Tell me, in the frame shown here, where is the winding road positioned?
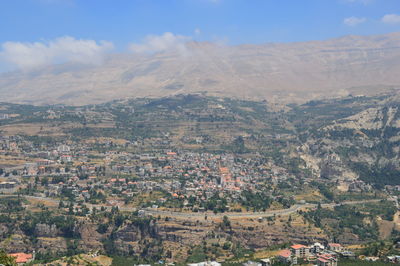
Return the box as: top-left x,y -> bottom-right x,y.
1,194 -> 382,220
142,199 -> 382,219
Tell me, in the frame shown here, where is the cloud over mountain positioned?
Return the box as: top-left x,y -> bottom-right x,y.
0,36 -> 113,70
0,32 -> 400,106
129,32 -> 191,55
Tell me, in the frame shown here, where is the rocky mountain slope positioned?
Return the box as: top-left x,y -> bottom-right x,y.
292,93 -> 400,187
1,32 -> 400,105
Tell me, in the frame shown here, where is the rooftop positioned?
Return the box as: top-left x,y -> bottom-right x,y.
278,249 -> 291,258
9,253 -> 33,263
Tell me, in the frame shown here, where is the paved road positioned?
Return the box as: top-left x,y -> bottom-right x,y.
1,194 -> 381,219
142,199 -> 382,219
0,195 -> 381,219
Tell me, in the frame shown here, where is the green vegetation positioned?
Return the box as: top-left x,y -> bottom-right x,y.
0,249 -> 16,266
186,246 -> 208,263
240,190 -> 271,211
351,162 -> 400,188
339,259 -> 391,265
303,201 -> 397,241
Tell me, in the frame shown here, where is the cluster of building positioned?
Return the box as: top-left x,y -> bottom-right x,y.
0,134 -> 302,210
186,243 -> 356,266
275,243 -> 349,266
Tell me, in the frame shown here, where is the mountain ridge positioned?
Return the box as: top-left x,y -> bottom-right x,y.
1,32 -> 400,105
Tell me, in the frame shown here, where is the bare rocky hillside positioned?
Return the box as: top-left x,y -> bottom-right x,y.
0,32 -> 400,105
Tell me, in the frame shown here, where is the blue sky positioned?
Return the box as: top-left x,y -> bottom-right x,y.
0,0 -> 399,71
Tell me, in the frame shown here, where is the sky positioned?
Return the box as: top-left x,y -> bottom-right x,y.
0,0 -> 400,71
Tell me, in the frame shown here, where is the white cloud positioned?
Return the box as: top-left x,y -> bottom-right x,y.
0,36 -> 113,70
382,14 -> 400,24
129,32 -> 191,55
343,16 -> 367,26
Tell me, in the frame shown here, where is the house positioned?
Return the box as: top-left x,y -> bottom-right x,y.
317,254 -> 337,266
0,114 -> 9,120
328,243 -> 343,252
0,181 -> 16,190
277,249 -> 296,264
311,242 -> 325,254
9,253 -> 33,265
57,144 -> 71,153
260,258 -> 272,266
317,257 -> 334,266
61,155 -> 72,163
386,255 -> 400,263
243,261 -> 261,266
364,256 -> 379,262
290,244 -> 310,258
338,250 -> 356,259
187,261 -> 221,266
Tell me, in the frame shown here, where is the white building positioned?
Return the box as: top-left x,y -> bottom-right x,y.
188,262 -> 221,266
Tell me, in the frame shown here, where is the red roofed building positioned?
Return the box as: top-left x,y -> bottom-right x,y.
9,253 -> 33,264
277,249 -> 296,264
328,243 -> 343,252
291,244 -> 310,258
317,254 -> 338,266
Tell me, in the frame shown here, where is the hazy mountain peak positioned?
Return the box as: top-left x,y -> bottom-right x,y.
1,32 -> 400,106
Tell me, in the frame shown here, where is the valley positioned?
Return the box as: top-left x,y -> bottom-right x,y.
1,92 -> 400,264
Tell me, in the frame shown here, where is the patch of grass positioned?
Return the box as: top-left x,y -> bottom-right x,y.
186,246 -> 207,263
111,256 -> 142,266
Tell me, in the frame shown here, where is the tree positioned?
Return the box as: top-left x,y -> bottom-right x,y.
41,176 -> 49,186
97,223 -> 108,234
68,203 -> 74,215
223,242 -> 231,250
0,249 -> 16,266
222,215 -> 231,229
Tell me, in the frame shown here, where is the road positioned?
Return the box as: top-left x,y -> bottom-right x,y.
0,194 -> 381,219
142,199 -> 382,219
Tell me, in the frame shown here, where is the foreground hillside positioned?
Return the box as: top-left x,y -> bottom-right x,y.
1,32 -> 400,105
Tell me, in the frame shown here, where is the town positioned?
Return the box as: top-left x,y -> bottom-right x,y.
0,94 -> 400,265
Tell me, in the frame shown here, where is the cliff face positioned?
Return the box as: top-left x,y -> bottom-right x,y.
1,32 -> 400,105
292,94 -> 400,185
0,218 -> 163,256
0,213 -> 329,260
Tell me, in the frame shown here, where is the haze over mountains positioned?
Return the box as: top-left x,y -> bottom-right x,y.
1,32 -> 400,106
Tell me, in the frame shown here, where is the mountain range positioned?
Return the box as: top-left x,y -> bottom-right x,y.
1,32 -> 400,105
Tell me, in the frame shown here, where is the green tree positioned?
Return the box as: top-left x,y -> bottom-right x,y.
0,249 -> 16,266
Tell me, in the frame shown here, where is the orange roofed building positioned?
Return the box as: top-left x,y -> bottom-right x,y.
317,254 -> 338,266
9,253 -> 33,264
328,243 -> 343,252
277,249 -> 296,264
290,244 -> 310,258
